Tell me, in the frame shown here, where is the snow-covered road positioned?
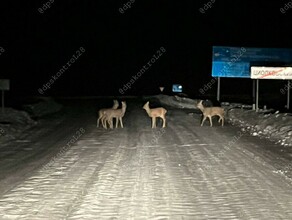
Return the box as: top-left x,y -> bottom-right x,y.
0,98 -> 291,219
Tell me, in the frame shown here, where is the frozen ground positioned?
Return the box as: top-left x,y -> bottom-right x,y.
227,108 -> 292,147
156,94 -> 292,180
0,96 -> 291,219
0,97 -> 62,143
22,97 -> 63,118
156,94 -> 292,147
0,107 -> 36,143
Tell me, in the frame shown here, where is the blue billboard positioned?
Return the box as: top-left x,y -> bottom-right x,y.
212,46 -> 292,78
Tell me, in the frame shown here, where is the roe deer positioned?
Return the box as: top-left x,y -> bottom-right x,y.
197,100 -> 224,127
97,100 -> 119,128
102,101 -> 127,129
143,101 -> 167,128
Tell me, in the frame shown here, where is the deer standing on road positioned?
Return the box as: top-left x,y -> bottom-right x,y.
97,100 -> 119,128
102,101 -> 127,129
196,100 -> 224,127
143,101 -> 167,128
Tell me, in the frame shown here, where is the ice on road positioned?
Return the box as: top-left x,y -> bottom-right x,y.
0,99 -> 291,219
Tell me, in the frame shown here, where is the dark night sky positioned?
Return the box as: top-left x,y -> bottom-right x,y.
1,0 -> 292,97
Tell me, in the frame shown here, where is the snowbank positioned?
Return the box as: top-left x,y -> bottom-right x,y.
0,108 -> 36,142
146,94 -> 198,109
228,108 -> 292,147
0,97 -> 63,143
22,97 -> 63,118
154,94 -> 292,147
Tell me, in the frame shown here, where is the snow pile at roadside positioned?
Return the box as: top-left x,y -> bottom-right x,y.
154,94 -> 292,147
148,94 -> 198,109
0,97 -> 62,143
0,108 -> 36,142
22,97 -> 63,118
227,108 -> 292,147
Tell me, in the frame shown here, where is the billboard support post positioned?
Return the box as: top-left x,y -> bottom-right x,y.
256,79 -> 259,112
251,67 -> 292,110
0,79 -> 10,114
217,77 -> 220,101
252,79 -> 256,110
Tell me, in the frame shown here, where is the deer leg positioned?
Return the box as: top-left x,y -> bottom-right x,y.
120,118 -> 123,128
151,117 -> 155,128
101,118 -> 105,129
208,116 -> 213,127
104,117 -> 108,129
201,116 -> 207,126
221,117 -> 224,126
101,116 -> 106,129
162,116 -> 166,128
97,111 -> 102,127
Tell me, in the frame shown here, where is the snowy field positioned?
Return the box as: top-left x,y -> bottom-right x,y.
0,96 -> 291,219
